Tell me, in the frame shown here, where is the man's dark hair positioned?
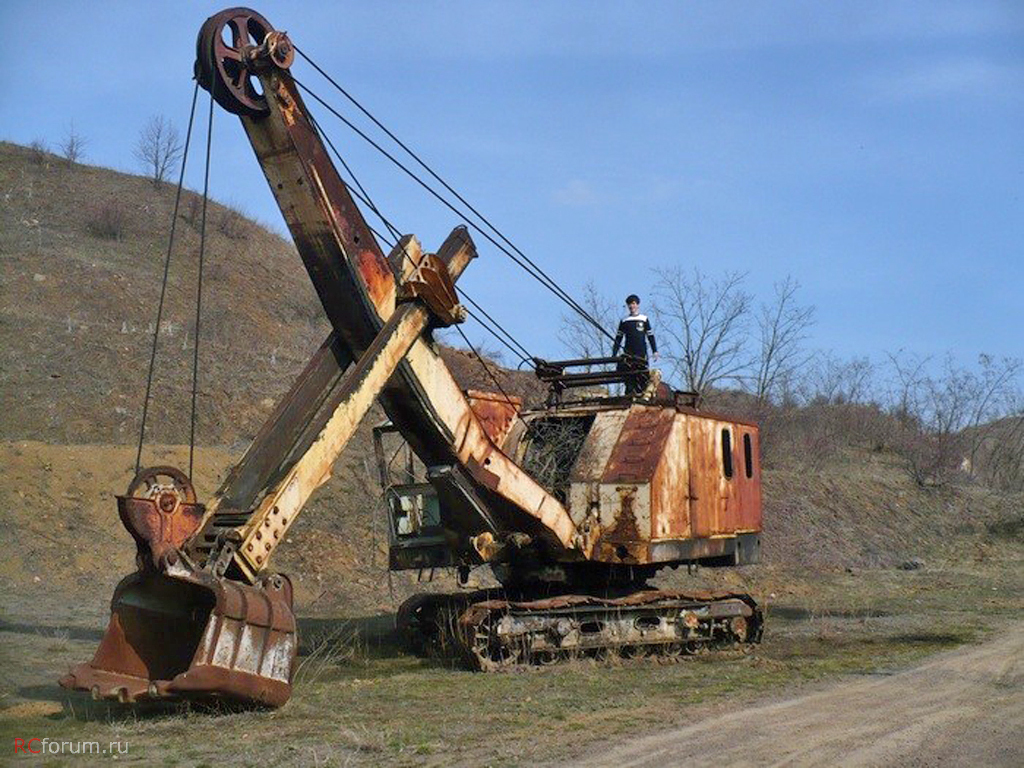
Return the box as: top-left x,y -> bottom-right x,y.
625,294 -> 640,304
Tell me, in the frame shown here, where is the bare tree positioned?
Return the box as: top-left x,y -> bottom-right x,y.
805,351 -> 875,405
559,279 -> 619,364
652,267 -> 751,398
58,122 -> 87,165
885,351 -> 952,485
885,352 -> 1021,486
961,354 -> 1022,477
751,276 -> 815,404
134,115 -> 183,186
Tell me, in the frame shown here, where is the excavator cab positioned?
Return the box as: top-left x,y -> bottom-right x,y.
373,422 -> 455,570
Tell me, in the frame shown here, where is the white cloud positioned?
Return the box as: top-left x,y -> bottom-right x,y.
552,179 -> 599,207
864,57 -> 1019,102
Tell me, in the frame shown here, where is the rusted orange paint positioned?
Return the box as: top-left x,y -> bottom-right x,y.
734,426 -> 762,531
523,402 -> 762,564
603,406 -> 676,485
355,247 -> 396,317
651,417 -> 690,539
466,390 -> 521,446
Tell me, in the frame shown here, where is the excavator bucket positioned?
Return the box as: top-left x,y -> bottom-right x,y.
60,569 -> 296,707
59,467 -> 298,708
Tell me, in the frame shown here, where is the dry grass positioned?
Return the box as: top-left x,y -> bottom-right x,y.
3,559 -> 1022,766
85,201 -> 126,241
0,140 -> 329,446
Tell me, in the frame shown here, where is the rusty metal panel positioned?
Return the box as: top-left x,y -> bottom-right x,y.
650,415 -> 691,540
241,74 -> 397,348
566,409 -> 628,527
685,415 -> 762,537
686,415 -> 726,537
466,390 -> 521,446
734,426 -> 762,532
569,409 -> 629,483
602,406 -> 676,484
592,483 -> 651,563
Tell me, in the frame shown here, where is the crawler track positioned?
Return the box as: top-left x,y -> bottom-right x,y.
398,589 -> 763,670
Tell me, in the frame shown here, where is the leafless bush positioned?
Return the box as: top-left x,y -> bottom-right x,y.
86,202 -> 125,241
885,352 -> 1021,487
58,122 -> 87,165
134,115 -> 183,186
217,204 -> 248,240
759,399 -> 892,471
979,413 -> 1024,491
182,194 -> 203,228
805,351 -> 875,406
29,139 -> 50,166
743,351 -> 888,469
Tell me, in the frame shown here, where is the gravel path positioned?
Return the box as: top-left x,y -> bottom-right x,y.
580,624 -> 1024,767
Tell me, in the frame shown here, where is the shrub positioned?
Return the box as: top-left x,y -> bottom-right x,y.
86,202 -> 125,241
182,194 -> 203,228
217,204 -> 248,240
29,140 -> 49,166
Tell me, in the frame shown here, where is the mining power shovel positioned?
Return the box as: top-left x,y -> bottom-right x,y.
62,7 -> 764,708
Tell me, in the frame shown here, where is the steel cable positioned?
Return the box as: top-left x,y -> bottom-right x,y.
189,90 -> 215,479
306,109 -> 534,366
294,46 -> 613,342
135,82 -> 200,475
292,74 -> 614,344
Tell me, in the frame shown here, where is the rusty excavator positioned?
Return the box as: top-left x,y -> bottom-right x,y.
60,7 -> 763,708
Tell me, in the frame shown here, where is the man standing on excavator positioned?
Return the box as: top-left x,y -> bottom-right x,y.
612,294 -> 659,395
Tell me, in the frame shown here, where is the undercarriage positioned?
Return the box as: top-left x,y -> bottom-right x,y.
399,585 -> 762,671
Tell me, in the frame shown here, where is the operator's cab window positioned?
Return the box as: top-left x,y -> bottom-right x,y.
721,428 -> 733,479
743,433 -> 754,478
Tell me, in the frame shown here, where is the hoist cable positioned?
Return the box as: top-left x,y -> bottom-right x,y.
310,101 -> 539,435
294,47 -> 613,341
135,82 -> 200,475
462,301 -> 533,363
308,109 -> 535,365
189,90 -> 215,479
292,75 -> 614,343
308,111 -> 402,244
453,324 -> 542,442
299,73 -> 608,341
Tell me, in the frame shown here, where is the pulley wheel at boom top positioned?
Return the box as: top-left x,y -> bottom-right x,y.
194,7 -> 294,118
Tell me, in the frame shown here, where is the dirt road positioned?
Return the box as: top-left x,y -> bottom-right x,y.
579,625 -> 1024,768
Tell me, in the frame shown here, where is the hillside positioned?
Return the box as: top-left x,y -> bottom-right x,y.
0,141 -> 330,446
1,140 -> 1022,613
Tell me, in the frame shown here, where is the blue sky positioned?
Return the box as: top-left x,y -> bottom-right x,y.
3,1 -> 1022,370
